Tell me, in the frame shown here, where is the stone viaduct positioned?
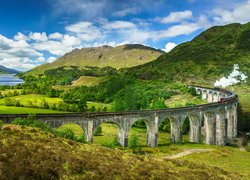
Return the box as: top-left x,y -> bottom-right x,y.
0,86 -> 238,147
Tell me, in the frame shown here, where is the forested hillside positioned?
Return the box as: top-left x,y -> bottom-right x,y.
126,23 -> 250,85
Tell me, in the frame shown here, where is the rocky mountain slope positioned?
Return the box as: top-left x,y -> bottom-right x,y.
27,44 -> 164,75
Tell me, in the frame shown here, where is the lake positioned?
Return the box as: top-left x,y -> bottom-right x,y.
0,74 -> 24,86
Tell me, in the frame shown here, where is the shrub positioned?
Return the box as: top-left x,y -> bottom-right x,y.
129,134 -> 139,149
75,134 -> 85,143
129,134 -> 141,154
246,144 -> 250,152
111,137 -> 120,147
188,87 -> 197,96
56,128 -> 75,140
11,115 -> 52,132
159,120 -> 170,132
94,126 -> 102,136
182,117 -> 190,135
0,120 -> 4,130
132,120 -> 146,128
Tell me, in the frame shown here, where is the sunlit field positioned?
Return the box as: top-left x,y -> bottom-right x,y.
0,105 -> 68,114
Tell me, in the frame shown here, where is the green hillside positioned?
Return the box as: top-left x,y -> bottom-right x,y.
27,44 -> 164,75
127,23 -> 250,85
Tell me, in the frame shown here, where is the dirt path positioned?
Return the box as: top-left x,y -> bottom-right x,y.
164,149 -> 214,159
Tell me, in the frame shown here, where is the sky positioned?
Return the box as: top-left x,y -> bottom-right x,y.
0,0 -> 250,71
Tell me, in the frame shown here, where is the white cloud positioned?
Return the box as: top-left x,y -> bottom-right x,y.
120,28 -> 152,43
0,34 -> 44,71
161,10 -> 193,24
112,7 -> 140,17
49,32 -> 63,39
65,21 -> 102,41
153,23 -> 201,40
65,22 -> 93,33
28,32 -> 48,41
0,57 -> 36,70
14,32 -> 27,41
103,21 -> 136,30
61,35 -> 81,47
214,64 -> 248,88
47,56 -> 57,63
162,42 -> 177,52
212,0 -> 250,25
33,40 -> 73,56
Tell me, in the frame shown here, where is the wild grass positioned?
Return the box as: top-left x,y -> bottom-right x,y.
60,122 -> 250,177
0,124 -> 242,179
53,76 -> 106,91
165,93 -> 207,108
181,147 -> 250,176
238,93 -> 250,112
71,76 -> 106,87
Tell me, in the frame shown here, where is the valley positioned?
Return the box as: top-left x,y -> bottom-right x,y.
1,22 -> 250,179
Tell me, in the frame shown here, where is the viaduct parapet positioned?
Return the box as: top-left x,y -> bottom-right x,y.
0,86 -> 238,147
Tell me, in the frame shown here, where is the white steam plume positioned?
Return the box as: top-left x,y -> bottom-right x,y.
214,64 -> 248,88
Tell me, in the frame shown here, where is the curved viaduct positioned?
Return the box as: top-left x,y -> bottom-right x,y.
0,86 -> 238,147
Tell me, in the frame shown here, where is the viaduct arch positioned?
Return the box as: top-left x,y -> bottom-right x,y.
0,86 -> 238,147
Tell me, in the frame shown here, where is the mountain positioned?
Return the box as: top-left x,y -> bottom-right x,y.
27,44 -> 164,75
0,65 -> 20,74
128,23 -> 250,86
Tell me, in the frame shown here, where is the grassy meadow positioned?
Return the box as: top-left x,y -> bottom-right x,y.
0,105 -> 67,114
0,94 -> 112,113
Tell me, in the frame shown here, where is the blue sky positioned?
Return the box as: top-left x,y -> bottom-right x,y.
0,0 -> 250,71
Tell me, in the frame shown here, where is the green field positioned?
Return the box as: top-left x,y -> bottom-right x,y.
0,94 -> 63,107
0,94 -> 112,112
0,89 -> 23,96
0,106 -> 67,114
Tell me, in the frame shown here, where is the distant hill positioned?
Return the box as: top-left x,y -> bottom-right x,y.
0,65 -> 20,74
27,44 -> 164,75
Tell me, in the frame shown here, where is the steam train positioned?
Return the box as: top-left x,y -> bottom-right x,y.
213,87 -> 237,103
